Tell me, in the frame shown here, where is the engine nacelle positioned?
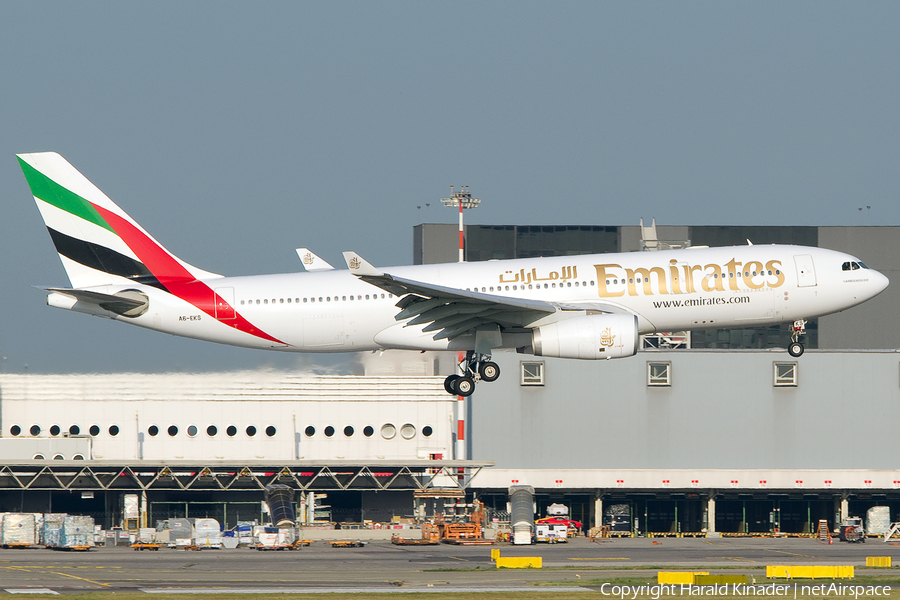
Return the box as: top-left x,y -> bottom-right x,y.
532,313 -> 639,360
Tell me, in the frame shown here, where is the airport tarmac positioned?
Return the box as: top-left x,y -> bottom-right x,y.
1,538 -> 898,594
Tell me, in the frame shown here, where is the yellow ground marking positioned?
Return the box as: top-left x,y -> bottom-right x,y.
48,571 -> 110,587
568,557 -> 631,560
718,557 -> 758,562
765,549 -> 815,558
449,556 -> 469,561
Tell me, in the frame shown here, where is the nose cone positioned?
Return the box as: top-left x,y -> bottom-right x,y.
872,269 -> 890,297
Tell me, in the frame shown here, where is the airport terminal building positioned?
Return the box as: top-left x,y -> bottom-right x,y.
0,223 -> 897,536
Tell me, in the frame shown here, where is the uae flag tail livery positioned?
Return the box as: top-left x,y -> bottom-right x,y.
17,152 -> 285,346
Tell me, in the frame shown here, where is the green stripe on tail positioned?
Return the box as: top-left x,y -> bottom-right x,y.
17,157 -> 114,234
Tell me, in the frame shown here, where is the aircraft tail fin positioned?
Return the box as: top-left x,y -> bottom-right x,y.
17,152 -> 221,290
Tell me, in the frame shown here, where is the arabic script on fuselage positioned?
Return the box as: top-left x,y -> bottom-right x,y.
499,266 -> 578,285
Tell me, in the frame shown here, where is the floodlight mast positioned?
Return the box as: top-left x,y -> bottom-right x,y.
441,186 -> 480,263
440,187 -> 481,463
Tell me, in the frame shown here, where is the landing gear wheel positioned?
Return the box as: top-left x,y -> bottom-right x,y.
788,342 -> 804,357
455,376 -> 476,397
444,374 -> 461,395
479,361 -> 500,382
788,319 -> 807,358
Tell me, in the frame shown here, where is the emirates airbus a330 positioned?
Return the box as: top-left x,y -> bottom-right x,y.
17,152 -> 889,396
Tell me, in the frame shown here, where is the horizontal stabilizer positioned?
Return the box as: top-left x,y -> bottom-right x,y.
44,287 -> 149,318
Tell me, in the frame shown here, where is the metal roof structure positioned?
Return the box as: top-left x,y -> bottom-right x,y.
0,460 -> 492,492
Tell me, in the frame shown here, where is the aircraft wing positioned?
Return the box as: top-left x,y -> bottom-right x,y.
342,252 -> 628,341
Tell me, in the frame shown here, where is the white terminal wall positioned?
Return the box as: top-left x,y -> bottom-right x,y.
0,373 -> 454,462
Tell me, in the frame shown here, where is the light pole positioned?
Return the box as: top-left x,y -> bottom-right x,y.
440,187 -> 480,464
441,186 -> 480,262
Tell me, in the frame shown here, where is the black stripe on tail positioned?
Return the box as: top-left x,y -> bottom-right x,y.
47,227 -> 166,291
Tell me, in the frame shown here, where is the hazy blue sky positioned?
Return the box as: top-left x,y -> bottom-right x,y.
1,2 -> 898,374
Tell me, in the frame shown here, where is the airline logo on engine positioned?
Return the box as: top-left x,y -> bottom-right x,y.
600,327 -> 615,347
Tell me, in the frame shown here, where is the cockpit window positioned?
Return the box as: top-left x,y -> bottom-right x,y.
842,261 -> 867,271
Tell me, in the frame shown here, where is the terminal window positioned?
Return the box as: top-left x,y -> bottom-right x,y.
774,362 -> 798,387
647,362 -> 671,386
521,361 -> 544,386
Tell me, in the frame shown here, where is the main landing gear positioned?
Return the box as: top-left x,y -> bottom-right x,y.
788,319 -> 807,357
443,351 -> 500,397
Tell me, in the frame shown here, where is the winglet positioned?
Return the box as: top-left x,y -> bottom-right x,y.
342,251 -> 383,277
295,248 -> 334,271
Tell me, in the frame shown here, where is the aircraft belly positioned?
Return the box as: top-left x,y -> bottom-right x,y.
373,322 -> 452,351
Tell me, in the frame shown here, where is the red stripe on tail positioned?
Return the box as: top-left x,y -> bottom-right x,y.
94,206 -> 286,345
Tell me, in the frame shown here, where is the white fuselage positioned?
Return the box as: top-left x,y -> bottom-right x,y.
90,244 -> 887,354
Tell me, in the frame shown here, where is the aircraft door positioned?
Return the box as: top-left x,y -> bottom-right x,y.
793,255 -> 817,287
215,287 -> 236,320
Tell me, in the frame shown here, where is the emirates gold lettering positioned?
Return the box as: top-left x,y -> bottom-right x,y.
625,267 -> 667,295
701,264 -> 725,292
682,264 -> 694,293
594,264 -> 626,297
668,260 -> 684,295
766,260 -> 785,287
586,257 -> 785,298
744,261 -> 764,290
687,264 -> 703,293
508,258 -> 786,298
724,259 -> 742,291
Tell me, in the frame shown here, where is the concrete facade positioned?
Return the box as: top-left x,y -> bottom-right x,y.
472,350 -> 900,470
0,352 -> 897,534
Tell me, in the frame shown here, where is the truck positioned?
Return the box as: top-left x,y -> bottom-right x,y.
840,517 -> 866,543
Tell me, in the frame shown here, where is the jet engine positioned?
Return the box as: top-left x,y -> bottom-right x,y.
532,313 -> 639,360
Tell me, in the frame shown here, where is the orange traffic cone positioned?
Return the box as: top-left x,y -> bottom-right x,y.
829,536 -> 833,545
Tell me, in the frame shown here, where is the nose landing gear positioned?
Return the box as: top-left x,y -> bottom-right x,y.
443,351 -> 500,396
788,319 -> 807,357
